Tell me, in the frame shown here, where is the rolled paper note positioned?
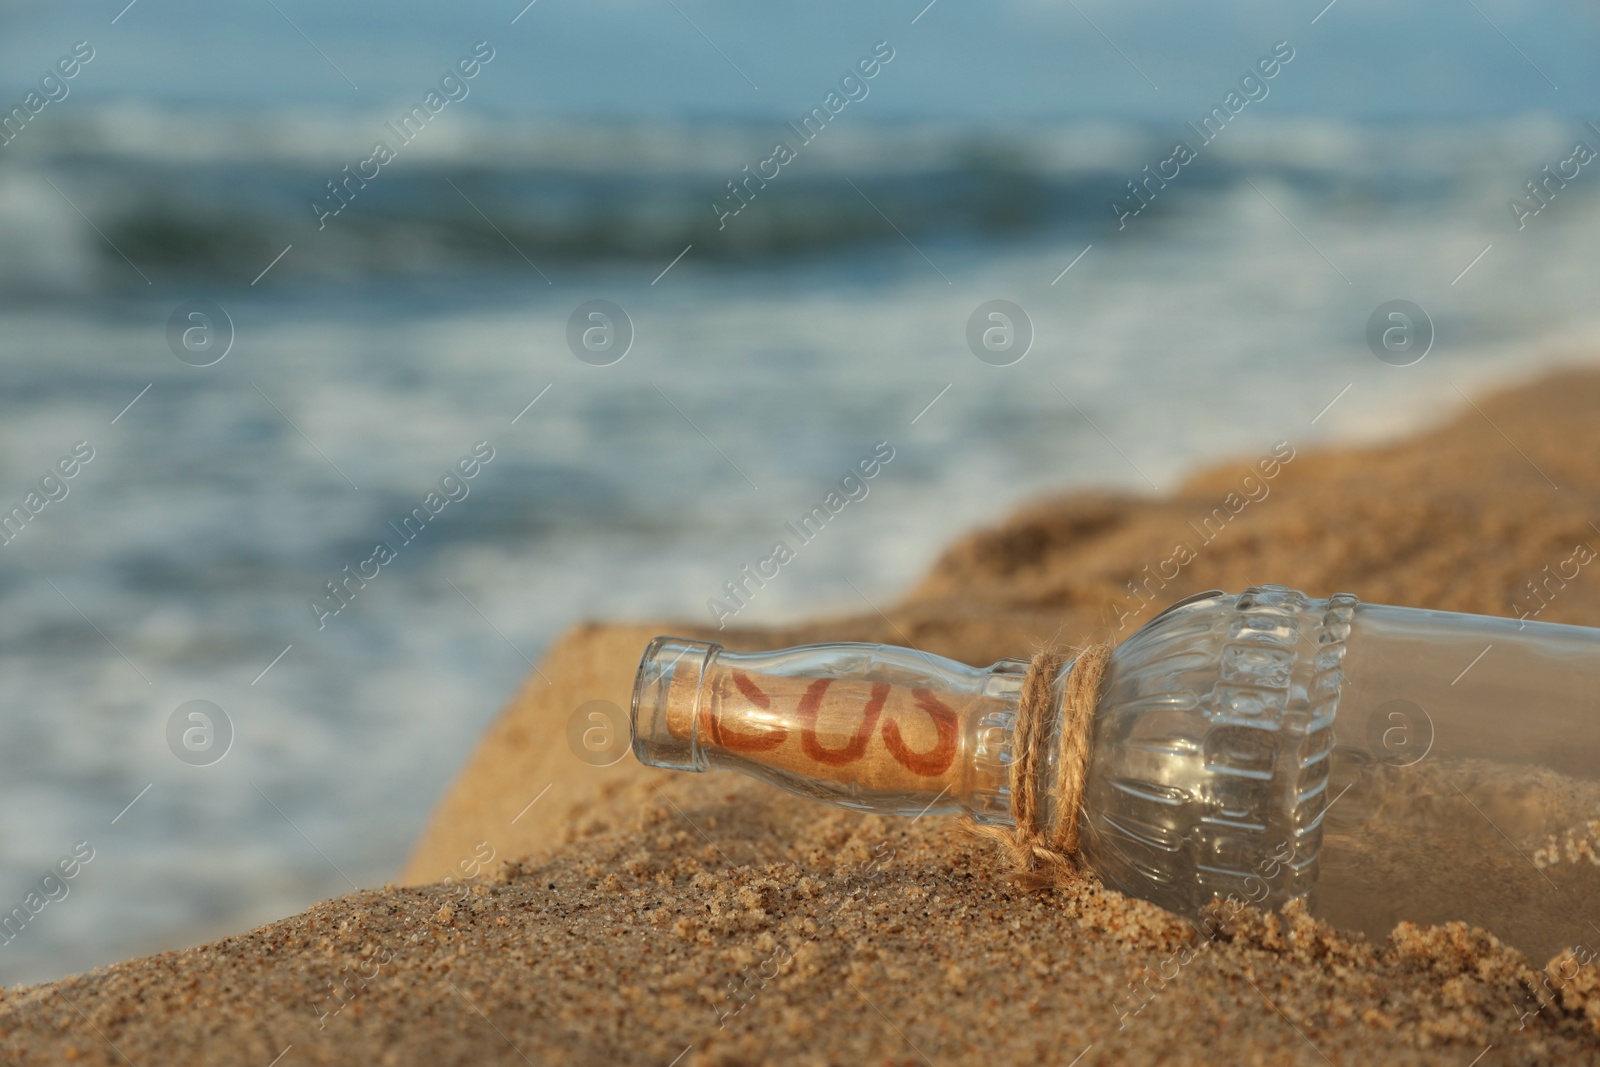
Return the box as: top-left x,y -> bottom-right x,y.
678,667 -> 963,793
636,636 -> 1028,817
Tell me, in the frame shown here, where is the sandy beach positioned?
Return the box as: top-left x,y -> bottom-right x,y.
3,368 -> 1599,1065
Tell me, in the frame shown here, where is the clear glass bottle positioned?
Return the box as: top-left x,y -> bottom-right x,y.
631,586 -> 1600,961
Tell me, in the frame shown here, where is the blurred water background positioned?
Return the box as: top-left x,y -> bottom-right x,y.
2,0 -> 1600,985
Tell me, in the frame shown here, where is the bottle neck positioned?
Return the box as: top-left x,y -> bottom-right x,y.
631,636 -> 1058,825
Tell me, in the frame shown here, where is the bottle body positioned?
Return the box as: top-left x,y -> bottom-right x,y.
1321,603 -> 1600,961
633,587 -> 1600,960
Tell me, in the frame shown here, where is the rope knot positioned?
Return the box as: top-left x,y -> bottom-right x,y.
968,643 -> 1111,889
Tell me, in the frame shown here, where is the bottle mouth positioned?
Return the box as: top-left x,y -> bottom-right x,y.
630,636 -> 719,771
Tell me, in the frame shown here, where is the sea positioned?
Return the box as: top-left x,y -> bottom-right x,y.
2,105 -> 1600,985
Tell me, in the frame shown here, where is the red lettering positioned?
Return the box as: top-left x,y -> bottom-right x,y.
703,670 -> 787,752
798,678 -> 886,765
732,670 -> 771,708
881,688 -> 958,776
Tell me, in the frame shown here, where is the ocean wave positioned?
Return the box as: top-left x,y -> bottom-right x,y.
1,111 -> 1585,293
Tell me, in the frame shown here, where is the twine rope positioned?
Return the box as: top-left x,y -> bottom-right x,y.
970,643 -> 1112,887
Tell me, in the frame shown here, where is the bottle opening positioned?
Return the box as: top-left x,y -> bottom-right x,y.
630,636 -> 718,771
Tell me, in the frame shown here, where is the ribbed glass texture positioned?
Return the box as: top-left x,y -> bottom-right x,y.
1086,586 -> 1600,960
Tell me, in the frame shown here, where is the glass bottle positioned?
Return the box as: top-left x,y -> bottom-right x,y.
631,586 -> 1600,961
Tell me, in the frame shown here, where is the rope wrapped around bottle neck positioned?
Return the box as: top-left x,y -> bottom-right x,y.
971,642 -> 1112,887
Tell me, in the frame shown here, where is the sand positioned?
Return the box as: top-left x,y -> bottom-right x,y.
5,369 -> 1600,1064
1315,757 -> 1600,964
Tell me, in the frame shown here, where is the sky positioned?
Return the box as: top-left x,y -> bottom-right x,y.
0,0 -> 1597,122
